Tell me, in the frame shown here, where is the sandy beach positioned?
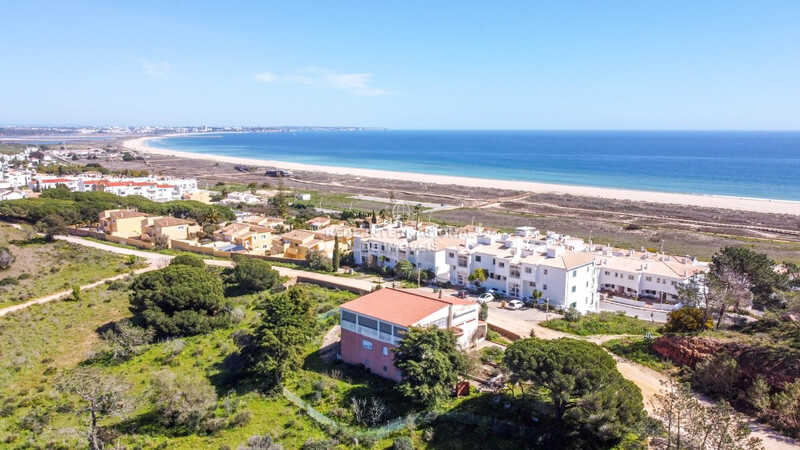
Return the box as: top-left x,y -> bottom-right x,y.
125,136 -> 800,216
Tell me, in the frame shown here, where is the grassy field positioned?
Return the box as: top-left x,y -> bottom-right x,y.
542,311 -> 661,336
0,225 -> 135,308
603,337 -> 676,373
431,207 -> 800,264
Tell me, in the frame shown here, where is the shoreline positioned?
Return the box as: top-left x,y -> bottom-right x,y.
125,135 -> 800,216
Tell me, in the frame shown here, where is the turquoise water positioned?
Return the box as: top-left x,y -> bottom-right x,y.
149,130 -> 800,201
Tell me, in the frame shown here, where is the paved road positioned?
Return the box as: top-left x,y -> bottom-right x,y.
599,300 -> 668,323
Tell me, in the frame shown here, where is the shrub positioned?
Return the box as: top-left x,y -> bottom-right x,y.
563,307 -> 581,322
663,307 -> 711,333
170,253 -> 206,268
150,370 -> 218,430
0,248 -> 14,270
392,436 -> 414,450
232,256 -> 280,293
0,276 -> 19,286
130,265 -> 228,337
306,250 -> 334,272
480,346 -> 504,364
230,410 -> 252,427
359,435 -> 377,448
16,273 -> 32,280
301,439 -> 337,450
692,353 -> 740,399
201,417 -> 227,434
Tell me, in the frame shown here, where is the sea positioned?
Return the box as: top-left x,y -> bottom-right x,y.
148,130 -> 800,201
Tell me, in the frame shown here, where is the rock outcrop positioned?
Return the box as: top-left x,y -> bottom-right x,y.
653,334 -> 800,390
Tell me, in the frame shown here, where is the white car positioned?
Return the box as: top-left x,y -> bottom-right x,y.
476,293 -> 494,303
507,300 -> 524,310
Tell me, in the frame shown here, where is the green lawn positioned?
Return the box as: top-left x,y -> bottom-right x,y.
0,225 -> 135,308
542,311 -> 661,336
603,337 -> 675,372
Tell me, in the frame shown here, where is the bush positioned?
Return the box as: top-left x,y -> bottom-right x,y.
170,253 -> 206,268
663,307 -> 712,333
392,436 -> 414,450
359,435 -> 377,448
232,256 -> 280,293
130,265 -> 229,337
480,346 -> 504,364
301,439 -> 337,450
692,353 -> 740,399
16,273 -> 31,280
564,307 -> 582,322
230,410 -> 252,427
0,247 -> 14,270
150,370 -> 218,430
306,250 -> 334,272
0,276 -> 19,286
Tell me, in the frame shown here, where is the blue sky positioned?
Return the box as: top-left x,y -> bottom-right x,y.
1,1 -> 799,129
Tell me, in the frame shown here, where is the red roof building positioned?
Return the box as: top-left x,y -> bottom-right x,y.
339,289 -> 485,381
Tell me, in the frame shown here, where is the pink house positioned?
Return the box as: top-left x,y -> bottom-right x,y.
339,288 -> 485,382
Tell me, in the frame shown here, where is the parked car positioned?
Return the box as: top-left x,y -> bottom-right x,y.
506,300 -> 524,310
476,293 -> 494,303
456,290 -> 470,299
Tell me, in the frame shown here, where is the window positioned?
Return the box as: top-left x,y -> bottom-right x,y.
393,327 -> 407,337
572,270 -> 577,277
510,283 -> 520,297
362,340 -> 373,350
628,275 -> 634,280
543,269 -> 548,275
498,262 -> 505,268
528,281 -> 535,287
382,346 -> 389,356
510,265 -> 520,278
605,271 -> 610,275
571,286 -> 576,293
358,316 -> 378,330
458,255 -> 468,268
525,267 -> 532,274
448,252 -> 454,258
646,276 -> 652,282
379,322 -> 392,335
341,310 -> 357,323
543,284 -> 548,290
475,255 -> 482,262
383,365 -> 388,372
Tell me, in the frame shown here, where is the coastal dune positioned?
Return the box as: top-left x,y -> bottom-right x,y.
125,136 -> 800,216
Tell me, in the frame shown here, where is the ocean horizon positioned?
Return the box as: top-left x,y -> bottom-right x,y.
148,130 -> 800,201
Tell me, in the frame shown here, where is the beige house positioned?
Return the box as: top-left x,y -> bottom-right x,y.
242,215 -> 286,230
151,217 -> 194,242
184,191 -> 212,204
213,222 -> 273,254
305,216 -> 332,230
99,210 -> 153,238
271,229 -> 335,260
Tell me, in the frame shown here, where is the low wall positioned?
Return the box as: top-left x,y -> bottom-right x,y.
295,275 -> 369,295
68,228 -> 155,250
170,239 -> 310,266
487,323 -> 523,341
606,295 -> 678,312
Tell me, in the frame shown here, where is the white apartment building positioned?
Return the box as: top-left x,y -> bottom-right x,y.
589,246 -> 707,302
353,224 -> 461,280
446,230 -> 598,314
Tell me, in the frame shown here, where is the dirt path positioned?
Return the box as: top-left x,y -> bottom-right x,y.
0,265 -> 161,318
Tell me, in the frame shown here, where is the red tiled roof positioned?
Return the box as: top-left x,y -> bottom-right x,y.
340,288 -> 459,327
40,178 -> 74,183
157,184 -> 176,188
